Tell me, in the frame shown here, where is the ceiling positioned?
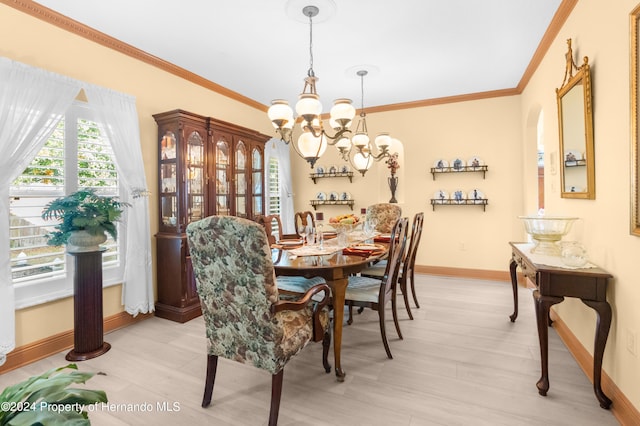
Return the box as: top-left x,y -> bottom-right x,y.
33,0 -> 564,111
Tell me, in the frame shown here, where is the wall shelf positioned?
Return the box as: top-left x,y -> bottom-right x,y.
431,165 -> 488,179
430,198 -> 488,212
310,199 -> 355,210
310,172 -> 354,184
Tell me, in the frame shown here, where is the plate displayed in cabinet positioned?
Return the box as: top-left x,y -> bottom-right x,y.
467,156 -> 484,169
327,165 -> 339,174
433,159 -> 449,170
315,165 -> 326,174
451,189 -> 466,203
451,158 -> 465,171
433,190 -> 448,203
316,192 -> 327,201
468,188 -> 484,203
328,191 -> 340,201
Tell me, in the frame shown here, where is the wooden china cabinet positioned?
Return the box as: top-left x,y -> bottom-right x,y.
153,109 -> 270,322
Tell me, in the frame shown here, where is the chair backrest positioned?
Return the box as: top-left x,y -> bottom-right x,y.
255,214 -> 283,245
186,216 -> 284,373
380,217 -> 409,302
294,211 -> 315,231
404,212 -> 425,275
366,203 -> 402,233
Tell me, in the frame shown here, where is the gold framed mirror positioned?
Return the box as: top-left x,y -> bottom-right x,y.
630,6 -> 640,235
556,39 -> 595,199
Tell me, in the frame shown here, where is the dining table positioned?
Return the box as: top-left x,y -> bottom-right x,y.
272,231 -> 388,382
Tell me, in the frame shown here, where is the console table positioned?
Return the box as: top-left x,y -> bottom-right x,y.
508,242 -> 612,409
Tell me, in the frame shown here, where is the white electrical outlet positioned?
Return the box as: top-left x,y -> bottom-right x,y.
627,329 -> 638,357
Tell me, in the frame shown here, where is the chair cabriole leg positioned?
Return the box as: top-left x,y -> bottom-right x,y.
202,354 -> 218,408
269,370 -> 284,426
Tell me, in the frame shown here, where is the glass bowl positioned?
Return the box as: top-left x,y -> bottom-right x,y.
328,222 -> 360,234
518,215 -> 578,255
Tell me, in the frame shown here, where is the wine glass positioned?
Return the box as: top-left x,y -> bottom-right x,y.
306,226 -> 315,246
297,224 -> 307,245
364,219 -> 377,237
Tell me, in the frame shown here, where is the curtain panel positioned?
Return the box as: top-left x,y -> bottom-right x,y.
265,138 -> 295,234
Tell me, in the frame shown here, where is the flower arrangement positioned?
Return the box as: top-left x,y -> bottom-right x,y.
386,152 -> 400,176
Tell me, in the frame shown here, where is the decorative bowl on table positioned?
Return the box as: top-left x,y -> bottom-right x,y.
328,222 -> 360,234
328,214 -> 361,234
519,215 -> 578,256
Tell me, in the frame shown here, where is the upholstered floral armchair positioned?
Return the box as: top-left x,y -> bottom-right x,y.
366,203 -> 402,233
186,216 -> 331,426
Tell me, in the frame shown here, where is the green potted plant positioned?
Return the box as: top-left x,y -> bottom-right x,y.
41,189 -> 129,252
0,363 -> 107,425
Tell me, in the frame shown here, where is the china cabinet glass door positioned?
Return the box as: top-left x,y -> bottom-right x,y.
252,147 -> 263,216
215,139 -> 230,215
186,130 -> 204,224
160,130 -> 177,227
234,140 -> 247,218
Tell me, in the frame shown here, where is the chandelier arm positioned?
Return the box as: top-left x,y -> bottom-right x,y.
302,124 -> 352,143
354,145 -> 390,161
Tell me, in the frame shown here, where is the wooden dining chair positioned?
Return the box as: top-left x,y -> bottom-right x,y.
360,212 -> 425,319
255,214 -> 283,245
344,216 -> 409,359
365,203 -> 402,233
186,216 -> 332,426
294,210 -> 315,231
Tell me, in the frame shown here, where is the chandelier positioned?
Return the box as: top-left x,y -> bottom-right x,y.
346,69 -> 395,176
267,5 -> 356,168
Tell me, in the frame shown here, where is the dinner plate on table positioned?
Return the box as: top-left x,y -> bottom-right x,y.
322,231 -> 337,239
352,243 -> 385,251
280,239 -> 303,247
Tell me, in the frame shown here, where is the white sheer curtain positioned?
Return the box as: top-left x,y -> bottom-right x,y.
265,138 -> 295,234
0,57 -> 81,365
84,85 -> 154,316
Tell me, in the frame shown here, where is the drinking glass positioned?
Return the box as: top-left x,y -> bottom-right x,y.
337,229 -> 348,247
364,219 -> 377,237
316,223 -> 324,249
306,226 -> 315,245
297,224 -> 307,245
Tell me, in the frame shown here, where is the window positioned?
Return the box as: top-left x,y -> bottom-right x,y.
267,157 -> 281,235
9,103 -> 125,308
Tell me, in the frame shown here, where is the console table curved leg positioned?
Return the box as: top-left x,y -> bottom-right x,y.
582,299 -> 613,409
509,259 -> 518,322
533,289 -> 563,396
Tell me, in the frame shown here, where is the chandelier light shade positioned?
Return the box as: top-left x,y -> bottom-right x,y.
297,131 -> 327,160
352,151 -> 373,173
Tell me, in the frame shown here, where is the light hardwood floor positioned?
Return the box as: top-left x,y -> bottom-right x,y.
0,275 -> 620,425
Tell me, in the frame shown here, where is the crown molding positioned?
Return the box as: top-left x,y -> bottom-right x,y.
2,0 -> 578,114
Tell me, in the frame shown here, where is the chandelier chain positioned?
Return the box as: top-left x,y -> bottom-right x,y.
307,10 -> 314,77
360,73 -> 365,112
